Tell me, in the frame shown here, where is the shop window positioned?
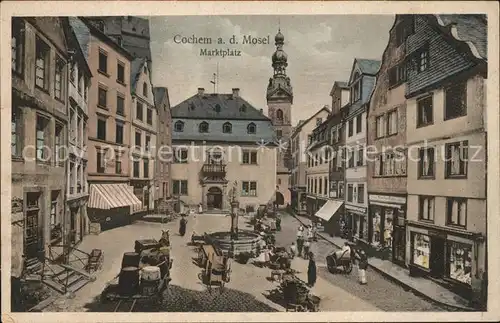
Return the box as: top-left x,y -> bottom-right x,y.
417,95 -> 433,127
447,242 -> 472,285
347,184 -> 353,202
446,198 -> 467,227
11,107 -> 22,157
412,233 -> 430,269
418,196 -> 435,221
445,82 -> 467,120
372,210 -> 382,245
384,209 -> 394,248
445,141 -> 468,178
418,147 -> 435,178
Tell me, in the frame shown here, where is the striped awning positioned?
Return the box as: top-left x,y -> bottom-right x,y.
88,183 -> 142,210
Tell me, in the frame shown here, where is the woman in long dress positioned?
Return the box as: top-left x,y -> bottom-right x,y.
307,252 -> 317,287
358,250 -> 368,284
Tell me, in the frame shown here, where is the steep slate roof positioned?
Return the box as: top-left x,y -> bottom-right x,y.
130,57 -> 147,94
434,14 -> 487,60
291,106 -> 330,137
356,59 -> 382,75
153,87 -> 167,108
171,93 -> 270,121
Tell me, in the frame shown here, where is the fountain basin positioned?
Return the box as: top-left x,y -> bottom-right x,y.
207,230 -> 262,257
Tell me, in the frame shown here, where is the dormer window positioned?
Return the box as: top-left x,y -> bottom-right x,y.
247,123 -> 256,134
223,122 -> 232,133
174,121 -> 184,132
199,121 -> 209,133
215,104 -> 221,113
189,103 -> 195,110
116,36 -> 123,46
240,104 -> 247,112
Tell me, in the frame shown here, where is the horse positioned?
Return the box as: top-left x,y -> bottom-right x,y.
159,229 -> 170,247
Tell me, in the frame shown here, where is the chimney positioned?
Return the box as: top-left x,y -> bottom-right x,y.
198,88 -> 205,96
259,109 -> 263,114
232,88 -> 240,98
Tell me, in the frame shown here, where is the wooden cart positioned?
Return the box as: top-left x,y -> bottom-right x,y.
198,255 -> 231,293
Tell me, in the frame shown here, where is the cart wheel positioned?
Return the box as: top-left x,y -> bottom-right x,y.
327,266 -> 335,274
344,262 -> 353,274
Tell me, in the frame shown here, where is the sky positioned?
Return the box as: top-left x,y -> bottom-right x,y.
149,15 -> 395,125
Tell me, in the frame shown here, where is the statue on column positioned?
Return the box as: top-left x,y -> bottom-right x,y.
228,181 -> 240,239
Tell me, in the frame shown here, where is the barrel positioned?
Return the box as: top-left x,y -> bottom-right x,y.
121,252 -> 140,268
142,266 -> 161,281
140,279 -> 159,296
118,266 -> 140,296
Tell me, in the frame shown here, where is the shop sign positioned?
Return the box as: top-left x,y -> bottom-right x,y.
369,194 -> 406,205
345,204 -> 366,214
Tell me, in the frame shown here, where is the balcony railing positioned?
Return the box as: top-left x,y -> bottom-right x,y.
201,163 -> 227,180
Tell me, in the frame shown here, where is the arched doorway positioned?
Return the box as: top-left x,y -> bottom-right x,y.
207,187 -> 223,210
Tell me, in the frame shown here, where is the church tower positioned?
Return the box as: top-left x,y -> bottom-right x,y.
267,29 -> 293,207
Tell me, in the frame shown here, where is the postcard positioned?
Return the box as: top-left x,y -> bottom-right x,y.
1,1 -> 498,322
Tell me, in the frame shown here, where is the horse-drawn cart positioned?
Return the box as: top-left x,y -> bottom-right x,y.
325,249 -> 354,274
198,254 -> 231,293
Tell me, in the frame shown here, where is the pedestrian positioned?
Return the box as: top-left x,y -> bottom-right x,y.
307,252 -> 317,287
358,250 -> 368,285
296,226 -> 304,256
198,203 -> 203,214
289,242 -> 297,259
303,240 -> 310,260
307,225 -> 314,241
276,216 -> 282,231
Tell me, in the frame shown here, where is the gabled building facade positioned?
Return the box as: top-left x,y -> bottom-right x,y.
11,17 -> 70,275
404,15 -> 487,306
305,115 -> 331,219
325,81 -> 350,236
153,87 -> 172,205
130,59 -> 156,213
63,18 -> 93,245
267,30 -> 293,208
344,58 -> 380,242
171,88 -> 277,213
367,15 -> 409,265
289,106 -> 330,215
71,17 -> 142,232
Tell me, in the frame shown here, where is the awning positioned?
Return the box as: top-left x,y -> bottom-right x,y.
88,183 -> 142,210
314,200 -> 344,221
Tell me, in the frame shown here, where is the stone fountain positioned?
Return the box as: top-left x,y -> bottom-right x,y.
206,181 -> 261,258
